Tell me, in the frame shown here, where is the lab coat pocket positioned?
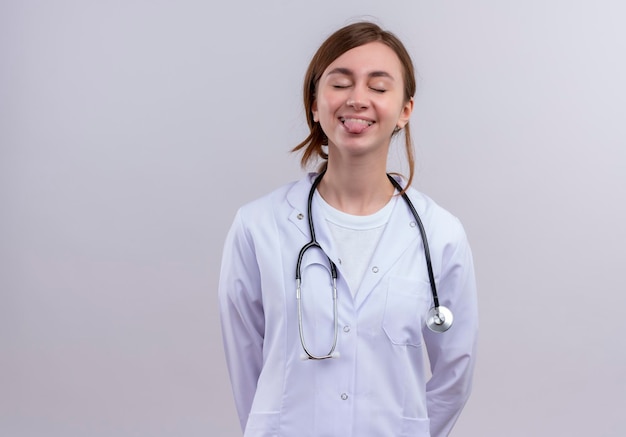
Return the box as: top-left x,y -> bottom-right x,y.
382,276 -> 430,347
244,411 -> 280,437
400,416 -> 431,436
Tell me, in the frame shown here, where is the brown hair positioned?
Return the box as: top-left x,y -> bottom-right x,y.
292,21 -> 417,188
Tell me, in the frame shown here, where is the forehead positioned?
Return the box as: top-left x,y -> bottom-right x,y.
323,42 -> 404,78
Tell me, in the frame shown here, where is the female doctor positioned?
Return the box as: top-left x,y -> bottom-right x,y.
219,21 -> 478,437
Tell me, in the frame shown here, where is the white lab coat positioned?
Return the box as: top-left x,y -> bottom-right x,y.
219,174 -> 478,437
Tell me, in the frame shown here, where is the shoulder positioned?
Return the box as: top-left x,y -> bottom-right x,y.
389,175 -> 459,225
404,186 -> 469,249
406,186 -> 462,227
233,174 -> 313,231
237,181 -> 294,217
238,175 -> 309,215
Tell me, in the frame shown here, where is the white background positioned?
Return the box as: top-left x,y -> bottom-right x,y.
2,1 -> 625,436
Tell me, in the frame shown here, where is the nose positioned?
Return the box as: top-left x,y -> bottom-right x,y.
346,99 -> 367,109
346,85 -> 369,109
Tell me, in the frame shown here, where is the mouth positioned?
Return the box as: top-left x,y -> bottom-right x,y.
340,117 -> 374,134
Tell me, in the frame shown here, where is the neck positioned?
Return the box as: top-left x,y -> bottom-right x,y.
318,159 -> 394,216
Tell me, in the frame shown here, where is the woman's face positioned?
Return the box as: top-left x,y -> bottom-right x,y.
312,42 -> 413,158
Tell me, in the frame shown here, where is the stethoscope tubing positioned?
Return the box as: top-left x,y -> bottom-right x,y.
295,171 -> 338,360
295,171 -> 452,360
295,171 -> 337,281
386,174 -> 440,309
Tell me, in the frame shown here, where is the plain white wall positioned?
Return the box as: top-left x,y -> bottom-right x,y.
2,1 -> 625,436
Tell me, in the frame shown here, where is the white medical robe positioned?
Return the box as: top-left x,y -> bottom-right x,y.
219,174 -> 478,437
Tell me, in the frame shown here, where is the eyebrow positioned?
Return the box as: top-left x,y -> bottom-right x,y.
326,67 -> 395,80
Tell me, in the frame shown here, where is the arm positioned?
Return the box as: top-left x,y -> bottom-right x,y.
218,210 -> 265,432
423,223 -> 479,437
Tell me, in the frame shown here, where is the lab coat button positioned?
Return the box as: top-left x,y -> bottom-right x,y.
343,325 -> 351,333
409,221 -> 416,227
297,213 -> 304,220
372,266 -> 379,273
341,393 -> 348,400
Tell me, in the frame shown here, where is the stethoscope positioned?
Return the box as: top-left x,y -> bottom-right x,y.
296,171 -> 454,360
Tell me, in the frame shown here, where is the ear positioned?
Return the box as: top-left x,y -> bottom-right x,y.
311,99 -> 319,122
397,97 -> 414,129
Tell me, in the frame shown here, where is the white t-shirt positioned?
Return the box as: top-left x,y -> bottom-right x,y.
314,190 -> 397,296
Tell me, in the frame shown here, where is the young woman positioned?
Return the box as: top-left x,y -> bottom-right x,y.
219,21 -> 478,437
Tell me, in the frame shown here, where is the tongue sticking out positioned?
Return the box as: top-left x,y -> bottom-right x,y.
343,119 -> 371,134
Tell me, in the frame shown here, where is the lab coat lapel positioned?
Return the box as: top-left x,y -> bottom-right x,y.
286,174 -> 315,238
354,195 -> 421,308
286,174 -> 340,263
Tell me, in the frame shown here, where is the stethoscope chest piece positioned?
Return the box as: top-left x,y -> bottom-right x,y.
426,306 -> 453,333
